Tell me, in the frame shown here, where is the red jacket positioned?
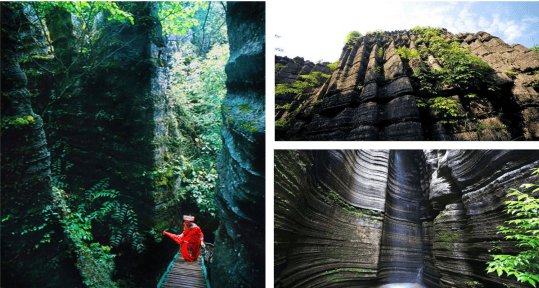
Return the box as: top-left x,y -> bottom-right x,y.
164,223 -> 204,262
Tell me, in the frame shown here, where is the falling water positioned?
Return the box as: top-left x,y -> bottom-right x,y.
416,267 -> 423,284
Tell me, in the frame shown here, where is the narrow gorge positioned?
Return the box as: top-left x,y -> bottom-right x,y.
275,150 -> 539,287
1,2 -> 265,287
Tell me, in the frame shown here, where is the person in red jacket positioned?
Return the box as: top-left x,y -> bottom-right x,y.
163,215 -> 205,262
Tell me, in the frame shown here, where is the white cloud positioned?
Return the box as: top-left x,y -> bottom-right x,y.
503,24 -> 523,43
478,16 -> 489,29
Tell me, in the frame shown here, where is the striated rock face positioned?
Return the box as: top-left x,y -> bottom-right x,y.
1,4 -> 79,287
426,150 -> 539,288
275,150 -> 387,288
275,150 -> 539,288
275,56 -> 332,107
275,29 -> 539,141
212,2 -> 266,287
3,2 -> 188,285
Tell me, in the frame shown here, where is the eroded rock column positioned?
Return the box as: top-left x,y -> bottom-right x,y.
212,2 -> 265,287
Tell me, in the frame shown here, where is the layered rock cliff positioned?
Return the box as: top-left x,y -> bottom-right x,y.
212,2 -> 266,287
1,4 -> 80,286
275,29 -> 539,141
274,150 -> 539,287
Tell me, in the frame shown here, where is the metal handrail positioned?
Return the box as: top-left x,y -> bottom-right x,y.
157,248 -> 181,288
157,242 -> 214,288
201,243 -> 214,288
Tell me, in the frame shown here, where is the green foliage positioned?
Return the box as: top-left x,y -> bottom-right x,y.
415,96 -> 463,124
375,66 -> 382,77
35,1 -> 134,25
410,26 -> 496,92
275,63 -> 287,70
275,72 -> 331,96
275,118 -> 291,129
486,168 -> 539,287
51,180 -> 118,288
275,103 -> 291,110
366,29 -> 384,36
378,47 -> 384,58
1,115 -> 36,130
156,2 -> 204,35
464,93 -> 477,98
532,45 -> 539,54
328,61 -> 339,71
395,46 -> 420,60
344,31 -> 362,44
503,70 -> 518,79
169,42 -> 229,218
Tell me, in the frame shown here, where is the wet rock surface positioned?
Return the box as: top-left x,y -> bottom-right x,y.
1,4 -> 79,286
275,150 -> 539,288
212,2 -> 265,288
275,29 -> 539,141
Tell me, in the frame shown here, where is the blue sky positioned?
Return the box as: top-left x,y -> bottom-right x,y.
270,1 -> 539,62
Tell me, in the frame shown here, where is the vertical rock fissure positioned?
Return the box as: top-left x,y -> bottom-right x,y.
379,150 -> 426,285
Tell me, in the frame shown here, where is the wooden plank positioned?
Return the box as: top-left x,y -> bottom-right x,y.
162,257 -> 205,288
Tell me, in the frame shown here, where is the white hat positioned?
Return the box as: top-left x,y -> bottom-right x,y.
183,215 -> 194,221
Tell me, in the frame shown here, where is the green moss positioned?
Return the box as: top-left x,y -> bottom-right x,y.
503,70 -> 517,79
275,63 -> 287,70
1,115 -> 37,130
275,103 -> 291,110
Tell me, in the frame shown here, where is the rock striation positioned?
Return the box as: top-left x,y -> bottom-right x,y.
274,150 -> 539,287
212,2 -> 266,288
275,56 -> 332,107
1,4 -> 80,287
275,29 -> 539,141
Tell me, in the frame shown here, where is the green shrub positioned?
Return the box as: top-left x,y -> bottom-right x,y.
531,44 -> 539,54
378,47 -> 384,58
366,29 -> 384,36
486,168 -> 539,287
415,96 -> 463,124
275,72 -> 331,96
395,46 -> 420,60
410,26 -> 496,92
344,31 -> 362,44
327,61 -> 339,71
275,118 -> 290,129
275,64 -> 287,70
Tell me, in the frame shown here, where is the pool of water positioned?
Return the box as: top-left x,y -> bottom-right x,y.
375,284 -> 425,288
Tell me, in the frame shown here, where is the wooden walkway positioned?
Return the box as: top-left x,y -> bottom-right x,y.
162,258 -> 205,288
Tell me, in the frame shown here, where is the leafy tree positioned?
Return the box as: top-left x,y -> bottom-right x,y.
532,44 -> 539,54
169,42 -> 230,218
486,168 -> 539,287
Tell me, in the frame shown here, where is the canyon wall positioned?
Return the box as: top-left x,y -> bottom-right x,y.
212,2 -> 266,287
275,29 -> 539,141
1,4 -> 80,286
274,150 -> 539,288
2,2 -> 190,286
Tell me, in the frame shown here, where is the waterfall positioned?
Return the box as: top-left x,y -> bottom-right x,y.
416,267 -> 423,284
